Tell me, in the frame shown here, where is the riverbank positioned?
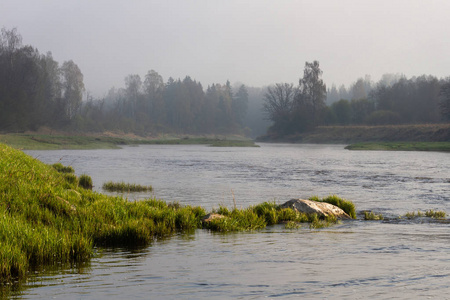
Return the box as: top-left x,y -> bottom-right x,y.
0,143 -> 352,284
0,133 -> 258,150
257,124 -> 450,144
345,141 -> 450,152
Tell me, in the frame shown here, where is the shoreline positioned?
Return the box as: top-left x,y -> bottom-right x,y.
0,133 -> 259,150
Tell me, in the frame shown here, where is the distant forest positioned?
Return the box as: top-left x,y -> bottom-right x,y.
264,62 -> 450,137
1,28 -> 449,138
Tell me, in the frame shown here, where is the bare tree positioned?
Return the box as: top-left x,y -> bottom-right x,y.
263,83 -> 296,133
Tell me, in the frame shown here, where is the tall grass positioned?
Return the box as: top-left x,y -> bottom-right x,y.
309,195 -> 356,219
403,210 -> 447,219
0,143 -> 358,284
102,181 -> 153,192
0,143 -> 205,282
203,201 -> 340,232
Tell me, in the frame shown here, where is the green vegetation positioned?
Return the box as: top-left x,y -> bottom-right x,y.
203,201 -> 342,232
259,124 -> 450,144
345,142 -> 450,152
78,174 -> 93,190
52,163 -> 75,173
0,143 -> 207,282
0,144 -> 354,284
0,134 -> 258,150
403,210 -> 447,219
209,139 -> 259,147
102,181 -> 153,192
309,195 -> 357,219
0,134 -> 123,150
364,211 -> 384,220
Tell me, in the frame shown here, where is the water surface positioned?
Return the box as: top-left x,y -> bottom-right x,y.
18,144 -> 450,299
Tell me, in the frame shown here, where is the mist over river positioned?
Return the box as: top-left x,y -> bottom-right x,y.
21,143 -> 450,299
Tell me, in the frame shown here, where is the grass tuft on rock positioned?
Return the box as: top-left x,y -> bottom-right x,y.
309,195 -> 356,219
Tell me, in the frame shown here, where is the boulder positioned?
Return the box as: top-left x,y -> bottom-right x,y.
201,213 -> 226,223
280,199 -> 351,219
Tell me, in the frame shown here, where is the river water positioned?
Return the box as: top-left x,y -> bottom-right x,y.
15,144 -> 450,299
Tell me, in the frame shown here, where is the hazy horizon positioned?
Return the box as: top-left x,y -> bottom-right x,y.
2,0 -> 450,97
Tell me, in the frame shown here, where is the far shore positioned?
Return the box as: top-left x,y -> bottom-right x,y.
257,123 -> 450,149
0,132 -> 259,150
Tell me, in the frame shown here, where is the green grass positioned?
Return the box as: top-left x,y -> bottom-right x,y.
364,211 -> 384,220
0,143 -> 355,284
345,142 -> 450,152
0,134 -> 123,150
52,163 -> 75,173
403,210 -> 447,219
0,134 -> 258,150
79,174 -> 93,190
203,201 -> 341,232
102,181 -> 153,192
0,143 -> 207,282
309,195 -> 357,219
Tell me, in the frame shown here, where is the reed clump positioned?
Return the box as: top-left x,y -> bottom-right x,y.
364,211 -> 384,220
102,181 -> 153,192
404,210 -> 446,219
78,174 -> 93,190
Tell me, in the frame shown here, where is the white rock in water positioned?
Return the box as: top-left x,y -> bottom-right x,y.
280,199 -> 351,219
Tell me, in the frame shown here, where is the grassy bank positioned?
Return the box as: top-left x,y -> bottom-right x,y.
258,124 -> 450,144
0,143 -> 351,283
0,133 -> 259,150
345,142 -> 450,152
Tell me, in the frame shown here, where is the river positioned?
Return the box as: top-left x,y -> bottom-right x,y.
16,143 -> 450,299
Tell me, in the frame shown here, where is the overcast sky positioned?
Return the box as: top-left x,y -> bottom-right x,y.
2,0 -> 450,97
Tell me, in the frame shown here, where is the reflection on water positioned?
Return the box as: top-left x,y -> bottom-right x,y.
14,144 -> 450,299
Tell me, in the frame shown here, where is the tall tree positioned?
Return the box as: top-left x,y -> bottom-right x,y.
143,70 -> 165,125
60,60 -> 84,122
124,74 -> 142,120
232,84 -> 249,126
439,80 -> 450,121
296,61 -> 326,128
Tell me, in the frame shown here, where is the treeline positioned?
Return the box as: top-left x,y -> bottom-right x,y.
0,28 -> 251,135
2,27 -> 449,138
93,74 -> 249,135
264,62 -> 450,137
0,28 -> 84,131
326,75 -> 450,126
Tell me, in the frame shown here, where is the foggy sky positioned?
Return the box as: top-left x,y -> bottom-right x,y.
2,0 -> 450,97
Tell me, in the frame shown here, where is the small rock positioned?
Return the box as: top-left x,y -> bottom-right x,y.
202,213 -> 226,223
280,199 -> 351,219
